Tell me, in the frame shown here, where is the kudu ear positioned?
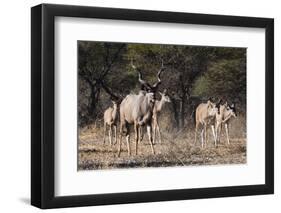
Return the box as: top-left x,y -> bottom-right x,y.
208,96 -> 215,103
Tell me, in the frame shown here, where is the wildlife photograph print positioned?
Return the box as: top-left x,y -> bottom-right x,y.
78,41 -> 246,171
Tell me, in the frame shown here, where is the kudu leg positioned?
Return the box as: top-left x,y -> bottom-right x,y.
117,132 -> 122,157
138,127 -> 141,142
194,123 -> 199,146
138,127 -> 141,149
157,123 -> 162,144
206,126 -> 209,145
147,125 -> 155,154
103,122 -> 106,144
139,126 -> 144,143
211,125 -> 217,147
204,124 -> 207,148
126,123 -> 131,156
152,122 -> 157,144
217,124 -> 222,145
117,125 -> 122,157
134,124 -> 139,155
215,123 -> 219,145
225,123 -> 230,145
126,134 -> 131,156
114,125 -> 117,145
200,128 -> 204,148
109,125 -> 112,146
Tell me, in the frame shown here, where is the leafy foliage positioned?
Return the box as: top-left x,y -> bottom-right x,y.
192,53 -> 246,105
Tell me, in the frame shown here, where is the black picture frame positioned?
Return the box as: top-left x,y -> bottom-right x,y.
31,3 -> 274,209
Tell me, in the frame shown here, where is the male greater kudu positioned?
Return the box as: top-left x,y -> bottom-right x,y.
117,64 -> 164,156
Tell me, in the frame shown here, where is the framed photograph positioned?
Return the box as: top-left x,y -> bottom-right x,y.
31,3 -> 274,209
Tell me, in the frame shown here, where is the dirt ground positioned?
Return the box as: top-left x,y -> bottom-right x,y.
78,123 -> 246,170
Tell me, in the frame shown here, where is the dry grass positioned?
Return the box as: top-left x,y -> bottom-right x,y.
78,117 -> 246,170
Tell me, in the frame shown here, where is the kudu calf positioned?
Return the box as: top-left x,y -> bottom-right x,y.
103,100 -> 118,145
152,89 -> 171,144
117,64 -> 164,156
194,100 -> 218,148
213,102 -> 237,145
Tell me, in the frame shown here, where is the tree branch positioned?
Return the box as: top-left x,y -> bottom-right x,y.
99,80 -> 121,101
100,44 -> 125,80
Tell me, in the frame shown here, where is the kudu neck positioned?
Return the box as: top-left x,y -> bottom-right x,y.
219,105 -> 233,122
112,104 -> 118,114
145,93 -> 156,110
156,97 -> 166,111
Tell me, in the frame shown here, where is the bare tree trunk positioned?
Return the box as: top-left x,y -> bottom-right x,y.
185,94 -> 192,127
88,86 -> 100,121
179,98 -> 185,129
170,97 -> 179,130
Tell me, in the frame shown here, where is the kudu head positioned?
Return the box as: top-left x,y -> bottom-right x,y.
207,99 -> 218,117
111,99 -> 118,108
110,95 -> 123,108
137,61 -> 164,93
225,102 -> 237,118
159,89 -> 171,103
131,60 -> 164,103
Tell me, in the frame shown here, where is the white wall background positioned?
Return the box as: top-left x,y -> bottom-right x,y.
0,0 -> 279,212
